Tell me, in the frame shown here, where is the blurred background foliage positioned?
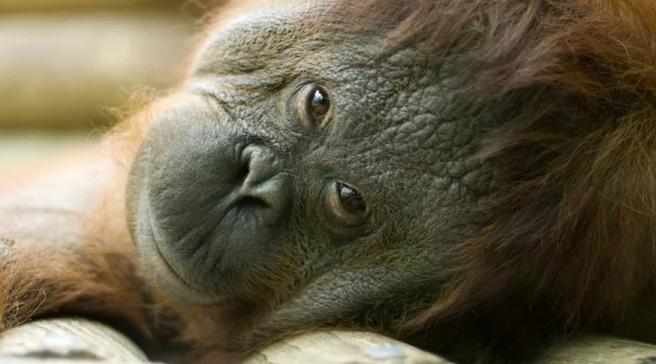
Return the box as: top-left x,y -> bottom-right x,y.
0,0 -> 219,168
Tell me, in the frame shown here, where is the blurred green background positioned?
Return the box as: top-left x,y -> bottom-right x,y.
0,0 -> 218,169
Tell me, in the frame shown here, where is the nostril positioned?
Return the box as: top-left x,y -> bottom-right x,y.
235,144 -> 253,186
239,144 -> 276,188
237,161 -> 250,184
236,144 -> 288,209
237,195 -> 269,209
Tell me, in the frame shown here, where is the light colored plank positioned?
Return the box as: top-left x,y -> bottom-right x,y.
0,0 -> 181,12
0,132 -> 95,169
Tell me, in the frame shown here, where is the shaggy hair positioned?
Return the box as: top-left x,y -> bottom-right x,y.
333,0 -> 656,355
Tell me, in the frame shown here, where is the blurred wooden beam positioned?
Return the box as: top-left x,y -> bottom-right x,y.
0,10 -> 195,130
0,0 -> 181,12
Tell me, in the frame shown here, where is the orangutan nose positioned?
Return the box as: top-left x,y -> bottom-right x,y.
234,144 -> 291,214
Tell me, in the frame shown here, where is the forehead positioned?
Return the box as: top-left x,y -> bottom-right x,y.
193,2 -> 339,75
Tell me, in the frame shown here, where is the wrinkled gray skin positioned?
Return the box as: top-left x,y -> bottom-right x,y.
127,3 -> 492,350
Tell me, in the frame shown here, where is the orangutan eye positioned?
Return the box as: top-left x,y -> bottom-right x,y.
326,180 -> 368,228
337,182 -> 366,215
308,86 -> 330,117
295,84 -> 331,129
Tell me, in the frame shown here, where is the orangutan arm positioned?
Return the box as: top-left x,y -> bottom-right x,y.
0,144 -> 149,335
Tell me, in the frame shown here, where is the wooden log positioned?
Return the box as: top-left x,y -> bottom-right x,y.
246,332 -> 656,364
3,319 -> 656,363
244,331 -> 452,364
534,336 -> 656,364
0,318 -> 147,363
0,11 -> 194,130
